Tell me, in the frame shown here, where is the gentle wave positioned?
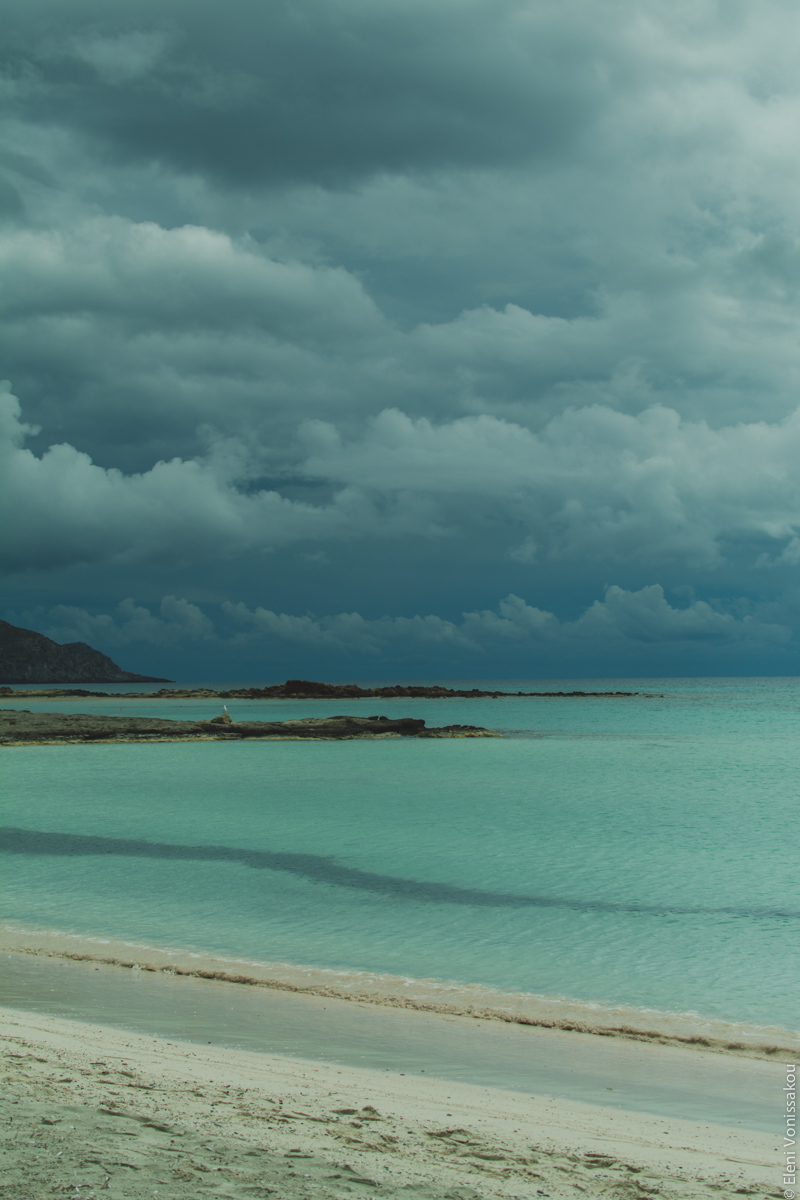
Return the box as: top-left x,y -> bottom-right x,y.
1,921 -> 798,1062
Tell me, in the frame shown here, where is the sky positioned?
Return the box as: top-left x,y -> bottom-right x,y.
2,0 -> 800,680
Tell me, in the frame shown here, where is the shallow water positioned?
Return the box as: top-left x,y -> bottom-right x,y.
1,678 -> 798,1028
0,953 -> 780,1132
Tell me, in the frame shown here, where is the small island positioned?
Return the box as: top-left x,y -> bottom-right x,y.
0,709 -> 496,746
0,676 -> 649,700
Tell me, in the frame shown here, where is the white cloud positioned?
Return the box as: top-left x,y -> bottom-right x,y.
71,32 -> 171,84
0,214 -> 396,472
223,585 -> 789,656
4,378 -> 800,575
4,0 -> 800,670
6,201 -> 800,485
300,404 -> 800,567
0,217 -> 383,340
15,596 -> 215,648
222,601 -> 481,656
569,585 -> 789,645
0,384 -> 443,571
12,585 -> 787,668
506,536 -> 537,564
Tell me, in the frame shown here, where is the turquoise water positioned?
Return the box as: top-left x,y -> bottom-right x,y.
1,678 -> 798,1028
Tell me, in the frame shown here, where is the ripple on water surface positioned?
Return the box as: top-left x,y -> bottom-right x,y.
1,679 -> 798,1030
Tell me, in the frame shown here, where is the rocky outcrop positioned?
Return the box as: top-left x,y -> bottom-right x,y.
0,677 -> 646,699
268,679 -> 643,698
0,621 -> 170,684
0,710 -> 494,744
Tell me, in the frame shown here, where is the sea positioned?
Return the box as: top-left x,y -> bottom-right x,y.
1,677 -> 798,1036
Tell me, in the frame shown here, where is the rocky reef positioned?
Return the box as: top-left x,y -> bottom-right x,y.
0,676 -> 646,699
0,709 -> 495,745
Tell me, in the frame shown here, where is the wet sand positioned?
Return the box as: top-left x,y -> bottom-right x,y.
0,948 -> 786,1130
2,924 -> 796,1063
1,925 -> 795,1198
0,1002 -> 784,1200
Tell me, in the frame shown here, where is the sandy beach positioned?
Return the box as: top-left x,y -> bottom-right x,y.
1,1000 -> 785,1200
0,935 -> 793,1200
2,924 -> 797,1062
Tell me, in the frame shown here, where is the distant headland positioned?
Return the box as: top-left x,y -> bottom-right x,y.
0,620 -> 170,685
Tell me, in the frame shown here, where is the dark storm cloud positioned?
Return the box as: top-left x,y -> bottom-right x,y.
2,0 -> 800,673
6,213 -> 800,476
3,0 -> 602,186
4,382 -> 800,574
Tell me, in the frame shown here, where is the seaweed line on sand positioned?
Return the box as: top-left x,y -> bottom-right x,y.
5,945 -> 793,1061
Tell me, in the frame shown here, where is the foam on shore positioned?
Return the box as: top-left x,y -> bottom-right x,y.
2,920 -> 796,1060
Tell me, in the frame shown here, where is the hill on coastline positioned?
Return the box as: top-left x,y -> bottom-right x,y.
0,620 -> 170,684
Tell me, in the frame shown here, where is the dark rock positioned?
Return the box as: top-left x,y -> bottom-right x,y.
0,709 -> 491,744
0,621 -> 171,685
0,677 -> 652,700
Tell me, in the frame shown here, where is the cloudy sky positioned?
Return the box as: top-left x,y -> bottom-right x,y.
2,0 -> 800,679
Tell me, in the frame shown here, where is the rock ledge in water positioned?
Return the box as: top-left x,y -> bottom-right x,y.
0,709 -> 496,745
0,677 -> 652,700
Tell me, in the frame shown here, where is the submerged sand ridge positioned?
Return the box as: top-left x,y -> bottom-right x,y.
0,708 -> 495,745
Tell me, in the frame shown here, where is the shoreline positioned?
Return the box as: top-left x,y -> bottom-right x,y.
3,924 -> 797,1061
0,1005 -> 784,1200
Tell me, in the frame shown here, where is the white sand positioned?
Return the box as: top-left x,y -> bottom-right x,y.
1,1003 -> 785,1200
